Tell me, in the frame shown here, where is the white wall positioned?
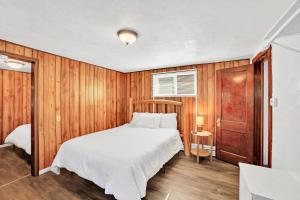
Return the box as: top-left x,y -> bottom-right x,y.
272,35 -> 300,183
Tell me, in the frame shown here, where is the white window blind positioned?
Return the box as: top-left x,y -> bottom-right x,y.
152,70 -> 197,97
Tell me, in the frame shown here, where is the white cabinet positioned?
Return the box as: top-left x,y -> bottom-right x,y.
239,163 -> 300,200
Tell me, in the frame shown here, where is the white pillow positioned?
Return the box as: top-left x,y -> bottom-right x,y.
130,112 -> 161,129
160,113 -> 177,129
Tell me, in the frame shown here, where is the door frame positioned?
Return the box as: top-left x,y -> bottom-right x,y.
252,46 -> 273,168
0,50 -> 39,176
253,61 -> 263,165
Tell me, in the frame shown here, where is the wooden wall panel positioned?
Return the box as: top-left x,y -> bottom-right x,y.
0,40 -> 126,170
22,73 -> 27,123
61,58 -> 70,143
86,65 -> 95,133
14,72 -> 22,127
26,74 -> 31,123
0,39 -> 247,169
106,70 -> 117,129
46,54 -> 56,164
69,60 -> 80,139
2,70 -> 14,141
102,67 -> 107,130
36,51 -> 44,169
79,63 -> 87,135
125,59 -> 250,147
0,69 -> 32,143
94,67 -> 101,131
116,72 -> 126,126
55,56 -> 62,152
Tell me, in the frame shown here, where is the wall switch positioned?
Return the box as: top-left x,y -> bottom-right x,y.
56,115 -> 61,122
270,97 -> 278,107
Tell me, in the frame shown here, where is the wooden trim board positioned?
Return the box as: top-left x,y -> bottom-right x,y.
0,50 -> 39,176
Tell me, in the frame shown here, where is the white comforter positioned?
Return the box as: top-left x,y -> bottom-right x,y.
51,124 -> 183,200
4,124 -> 31,155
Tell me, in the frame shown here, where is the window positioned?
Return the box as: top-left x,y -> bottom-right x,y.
152,70 -> 197,97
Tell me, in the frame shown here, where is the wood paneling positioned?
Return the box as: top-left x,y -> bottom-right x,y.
0,40 -> 126,170
125,60 -> 250,148
0,39 -> 249,170
0,69 -> 31,143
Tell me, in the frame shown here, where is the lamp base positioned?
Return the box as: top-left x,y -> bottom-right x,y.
197,126 -> 203,132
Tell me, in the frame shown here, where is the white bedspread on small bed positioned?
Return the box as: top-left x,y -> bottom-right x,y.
4,124 -> 31,155
51,124 -> 183,200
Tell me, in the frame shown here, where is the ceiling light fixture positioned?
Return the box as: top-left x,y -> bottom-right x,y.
117,29 -> 138,45
6,60 -> 25,69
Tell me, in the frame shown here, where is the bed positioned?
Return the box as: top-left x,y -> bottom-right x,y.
51,98 -> 186,200
4,124 -> 31,155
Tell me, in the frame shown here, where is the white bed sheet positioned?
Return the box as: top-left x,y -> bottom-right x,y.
51,124 -> 183,200
4,124 -> 31,155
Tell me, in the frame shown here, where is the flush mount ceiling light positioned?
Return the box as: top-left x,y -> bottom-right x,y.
0,55 -> 30,70
117,29 -> 138,45
6,60 -> 25,69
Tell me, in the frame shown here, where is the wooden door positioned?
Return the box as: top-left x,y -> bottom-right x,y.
216,65 -> 254,165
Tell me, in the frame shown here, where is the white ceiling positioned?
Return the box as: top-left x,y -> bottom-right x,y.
0,0 -> 295,72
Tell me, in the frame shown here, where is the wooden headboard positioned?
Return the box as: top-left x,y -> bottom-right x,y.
128,98 -> 188,155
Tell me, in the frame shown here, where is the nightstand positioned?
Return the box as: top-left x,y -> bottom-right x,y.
190,130 -> 213,163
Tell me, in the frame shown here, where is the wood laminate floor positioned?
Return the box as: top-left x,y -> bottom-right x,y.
0,153 -> 239,200
0,145 -> 31,187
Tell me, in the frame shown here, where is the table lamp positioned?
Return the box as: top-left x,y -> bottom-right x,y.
196,115 -> 204,132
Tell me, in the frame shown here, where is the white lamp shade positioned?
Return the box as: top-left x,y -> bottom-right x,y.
196,115 -> 204,126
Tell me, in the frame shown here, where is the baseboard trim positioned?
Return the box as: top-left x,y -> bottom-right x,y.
51,166 -> 60,175
0,144 -> 13,148
39,167 -> 51,176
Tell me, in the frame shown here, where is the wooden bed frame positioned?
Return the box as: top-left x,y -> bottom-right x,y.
128,98 -> 188,155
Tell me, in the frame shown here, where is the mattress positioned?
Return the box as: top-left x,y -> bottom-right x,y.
51,124 -> 183,200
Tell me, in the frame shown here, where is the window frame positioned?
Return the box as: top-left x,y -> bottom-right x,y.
152,69 -> 197,97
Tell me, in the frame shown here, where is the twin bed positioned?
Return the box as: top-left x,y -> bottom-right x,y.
52,98 -> 186,200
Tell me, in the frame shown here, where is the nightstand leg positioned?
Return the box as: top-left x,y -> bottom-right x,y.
197,136 -> 200,163
210,135 -> 213,162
